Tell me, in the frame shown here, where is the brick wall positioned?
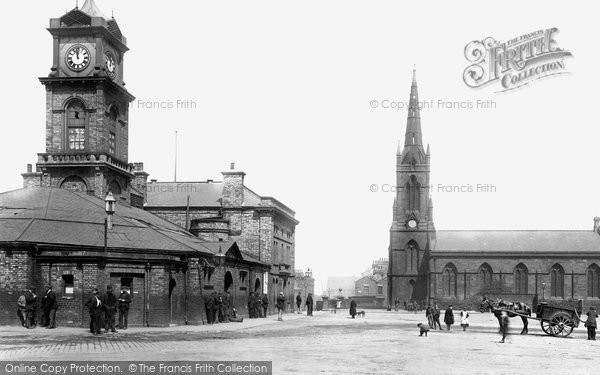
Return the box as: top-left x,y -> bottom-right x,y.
0,249 -> 33,325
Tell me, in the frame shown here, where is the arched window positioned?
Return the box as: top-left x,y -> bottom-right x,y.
405,241 -> 419,272
107,104 -> 119,155
550,264 -> 564,298
405,175 -> 421,211
66,100 -> 86,150
478,263 -> 493,289
60,175 -> 88,192
514,263 -> 528,294
442,263 -> 457,297
587,264 -> 600,298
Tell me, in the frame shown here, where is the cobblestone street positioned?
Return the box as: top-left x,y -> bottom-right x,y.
1,310 -> 599,374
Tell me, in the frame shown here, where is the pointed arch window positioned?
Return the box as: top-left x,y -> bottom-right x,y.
442,263 -> 457,297
66,100 -> 87,150
405,175 -> 421,211
550,264 -> 564,298
478,263 -> 493,289
514,264 -> 528,294
587,264 -> 600,298
405,241 -> 419,273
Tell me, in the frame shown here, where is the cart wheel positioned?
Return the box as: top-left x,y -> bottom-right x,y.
549,312 -> 574,337
541,319 -> 553,335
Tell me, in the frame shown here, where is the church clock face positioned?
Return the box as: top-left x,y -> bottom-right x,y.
65,45 -> 90,71
407,219 -> 417,228
104,52 -> 116,79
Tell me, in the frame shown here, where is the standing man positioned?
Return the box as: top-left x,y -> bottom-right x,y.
425,305 -> 434,328
216,292 -> 224,323
444,305 -> 455,331
433,304 -> 442,330
247,292 -> 255,319
24,287 -> 37,329
211,291 -> 220,323
296,292 -> 302,314
261,293 -> 269,318
585,307 -> 598,340
42,285 -> 57,329
306,293 -> 314,316
85,288 -> 103,335
102,286 -> 118,333
499,310 -> 510,343
276,292 -> 286,321
349,299 -> 357,318
222,291 -> 231,322
118,288 -> 132,330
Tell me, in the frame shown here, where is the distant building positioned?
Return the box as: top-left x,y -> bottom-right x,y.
293,269 -> 315,304
144,167 -> 299,315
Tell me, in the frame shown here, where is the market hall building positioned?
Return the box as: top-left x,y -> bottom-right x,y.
388,71 -> 600,308
0,0 -> 274,326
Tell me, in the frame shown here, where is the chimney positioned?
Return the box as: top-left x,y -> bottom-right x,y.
130,162 -> 149,208
594,217 -> 600,234
222,164 -> 245,208
21,163 -> 42,188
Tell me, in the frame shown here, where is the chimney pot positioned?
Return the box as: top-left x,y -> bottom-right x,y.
230,162 -> 235,170
151,179 -> 157,183
27,164 -> 32,173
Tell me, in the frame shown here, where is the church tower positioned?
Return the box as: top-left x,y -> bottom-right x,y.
388,70 -> 435,304
22,0 -> 147,207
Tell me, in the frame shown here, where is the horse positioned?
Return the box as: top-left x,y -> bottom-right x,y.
479,297 -> 531,335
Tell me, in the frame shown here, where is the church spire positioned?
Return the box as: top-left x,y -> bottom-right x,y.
404,69 -> 423,147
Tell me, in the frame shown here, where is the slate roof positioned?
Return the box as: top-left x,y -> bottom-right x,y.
145,181 -> 262,207
432,230 -> 600,254
0,187 -> 226,255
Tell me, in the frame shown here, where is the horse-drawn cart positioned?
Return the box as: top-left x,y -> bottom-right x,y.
481,296 -> 584,338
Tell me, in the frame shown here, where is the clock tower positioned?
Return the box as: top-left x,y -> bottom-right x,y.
22,0 -> 147,207
388,70 -> 436,304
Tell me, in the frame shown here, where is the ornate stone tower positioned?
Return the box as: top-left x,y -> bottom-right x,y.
388,71 -> 435,304
22,0 -> 147,207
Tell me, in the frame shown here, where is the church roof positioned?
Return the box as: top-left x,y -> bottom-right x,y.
145,181 -> 262,207
0,187 -> 229,255
432,230 -> 600,254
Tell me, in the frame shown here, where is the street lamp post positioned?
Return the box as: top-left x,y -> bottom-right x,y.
541,282 -> 546,301
104,191 -> 116,253
304,267 -> 312,299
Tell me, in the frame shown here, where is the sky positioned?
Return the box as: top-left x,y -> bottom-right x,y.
1,0 -> 598,295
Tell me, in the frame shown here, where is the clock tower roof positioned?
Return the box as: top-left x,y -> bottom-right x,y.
80,0 -> 109,20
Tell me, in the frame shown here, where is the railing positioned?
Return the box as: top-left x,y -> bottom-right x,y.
38,152 -> 134,173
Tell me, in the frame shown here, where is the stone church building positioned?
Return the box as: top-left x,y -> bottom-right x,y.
0,0 -> 290,326
388,72 -> 600,308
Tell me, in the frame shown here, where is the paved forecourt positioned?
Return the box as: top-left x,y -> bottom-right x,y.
1,310 -> 598,374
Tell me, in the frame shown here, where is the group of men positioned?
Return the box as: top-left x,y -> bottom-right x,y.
17,285 -> 57,329
85,286 -> 132,335
295,292 -> 314,316
204,291 -> 232,323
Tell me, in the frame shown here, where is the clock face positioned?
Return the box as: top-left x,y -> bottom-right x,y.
407,219 -> 417,228
104,52 -> 116,79
66,45 -> 90,71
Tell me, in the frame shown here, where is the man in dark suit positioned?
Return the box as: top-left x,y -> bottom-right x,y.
118,289 -> 132,329
261,293 -> 269,318
222,291 -> 231,323
41,285 -> 58,329
24,287 -> 37,329
102,286 -> 118,333
306,293 -> 314,316
85,288 -> 103,334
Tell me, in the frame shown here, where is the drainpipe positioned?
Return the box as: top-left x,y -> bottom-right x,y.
145,262 -> 151,327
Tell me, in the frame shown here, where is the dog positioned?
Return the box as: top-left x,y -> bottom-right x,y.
357,310 -> 366,318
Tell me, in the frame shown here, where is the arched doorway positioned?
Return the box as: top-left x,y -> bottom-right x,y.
254,278 -> 261,293
224,271 -> 233,293
168,277 -> 177,324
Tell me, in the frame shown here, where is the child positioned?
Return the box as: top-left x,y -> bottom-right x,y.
417,323 -> 429,337
460,309 -> 470,331
585,307 -> 598,340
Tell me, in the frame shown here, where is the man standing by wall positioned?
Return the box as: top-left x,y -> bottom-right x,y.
24,287 -> 37,329
85,288 -> 103,335
41,285 -> 57,329
102,286 -> 118,333
222,291 -> 231,322
118,289 -> 132,329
